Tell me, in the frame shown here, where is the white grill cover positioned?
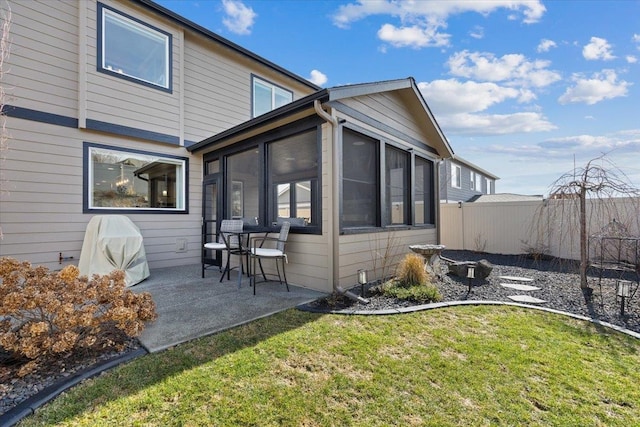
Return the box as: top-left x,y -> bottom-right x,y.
78,215 -> 150,286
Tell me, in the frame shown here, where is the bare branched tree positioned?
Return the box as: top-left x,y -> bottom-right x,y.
528,154 -> 640,289
0,3 -> 10,239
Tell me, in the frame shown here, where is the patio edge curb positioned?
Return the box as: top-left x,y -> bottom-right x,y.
0,347 -> 148,427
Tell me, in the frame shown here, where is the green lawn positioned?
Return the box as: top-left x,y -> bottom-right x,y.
20,306 -> 640,426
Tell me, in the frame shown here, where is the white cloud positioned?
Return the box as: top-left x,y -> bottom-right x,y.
377,23 -> 450,48
537,39 -> 557,53
469,26 -> 484,39
558,69 -> 630,105
487,130 -> 640,160
418,79 -> 534,114
418,79 -> 553,135
438,112 -> 556,135
553,131 -> 640,150
447,50 -> 561,88
627,55 -> 638,64
633,33 -> 640,47
308,69 -> 328,86
582,36 -> 616,60
332,1 -> 545,49
221,0 -> 256,35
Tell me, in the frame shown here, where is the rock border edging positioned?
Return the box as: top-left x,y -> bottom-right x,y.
297,299 -> 640,341
0,347 -> 148,427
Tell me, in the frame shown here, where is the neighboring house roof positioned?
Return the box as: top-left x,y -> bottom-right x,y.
188,77 -> 454,159
136,0 -> 320,92
447,155 -> 500,180
467,193 -> 543,203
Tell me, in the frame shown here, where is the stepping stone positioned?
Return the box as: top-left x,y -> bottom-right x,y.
507,295 -> 547,304
500,283 -> 541,291
499,275 -> 534,282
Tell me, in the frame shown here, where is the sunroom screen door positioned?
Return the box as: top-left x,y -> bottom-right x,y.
202,173 -> 222,268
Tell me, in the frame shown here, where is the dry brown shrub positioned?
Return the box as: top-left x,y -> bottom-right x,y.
0,257 -> 157,376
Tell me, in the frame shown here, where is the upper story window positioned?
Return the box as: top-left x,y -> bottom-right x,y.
98,4 -> 172,92
485,178 -> 493,194
84,143 -> 187,213
451,164 -> 461,189
252,76 -> 293,117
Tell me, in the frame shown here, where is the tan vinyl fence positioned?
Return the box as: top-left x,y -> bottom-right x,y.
440,197 -> 640,260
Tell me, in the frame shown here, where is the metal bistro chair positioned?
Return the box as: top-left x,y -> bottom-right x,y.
204,219 -> 244,282
249,221 -> 290,295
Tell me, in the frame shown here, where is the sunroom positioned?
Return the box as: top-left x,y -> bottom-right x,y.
187,78 -> 454,293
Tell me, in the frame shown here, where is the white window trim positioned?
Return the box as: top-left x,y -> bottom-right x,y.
451,164 -> 462,189
485,177 -> 492,194
252,76 -> 293,117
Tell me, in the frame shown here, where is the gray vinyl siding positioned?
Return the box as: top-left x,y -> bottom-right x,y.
182,34 -> 252,142
0,118 -> 202,270
338,229 -> 438,284
5,0 -> 79,118
338,91 -> 435,151
85,0 -> 182,139
182,33 -> 316,144
440,160 -> 494,202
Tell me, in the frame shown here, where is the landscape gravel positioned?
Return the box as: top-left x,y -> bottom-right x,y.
2,249 -> 639,417
302,250 -> 640,334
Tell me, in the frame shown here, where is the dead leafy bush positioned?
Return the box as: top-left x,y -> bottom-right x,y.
0,257 -> 156,376
395,253 -> 430,288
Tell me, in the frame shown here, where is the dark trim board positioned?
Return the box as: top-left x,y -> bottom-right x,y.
86,119 -> 181,145
4,105 -> 182,146
3,105 -> 78,128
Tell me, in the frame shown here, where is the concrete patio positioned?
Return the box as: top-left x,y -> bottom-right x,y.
132,264 -> 327,352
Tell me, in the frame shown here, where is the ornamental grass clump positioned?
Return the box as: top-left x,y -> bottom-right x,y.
396,253 -> 429,288
0,257 -> 157,376
375,253 -> 442,304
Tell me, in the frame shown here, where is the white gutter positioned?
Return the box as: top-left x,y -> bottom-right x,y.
313,100 -> 369,303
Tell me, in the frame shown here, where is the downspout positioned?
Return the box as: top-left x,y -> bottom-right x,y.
313,100 -> 369,304
436,160 -> 442,245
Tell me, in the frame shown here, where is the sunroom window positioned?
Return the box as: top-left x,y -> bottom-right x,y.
268,130 -> 318,226
341,128 -> 436,231
342,129 -> 378,228
85,144 -> 187,212
415,156 -> 435,225
385,146 -> 409,225
227,148 -> 260,220
98,4 -> 171,91
252,76 -> 293,117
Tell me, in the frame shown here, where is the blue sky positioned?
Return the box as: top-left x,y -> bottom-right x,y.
155,0 -> 640,196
